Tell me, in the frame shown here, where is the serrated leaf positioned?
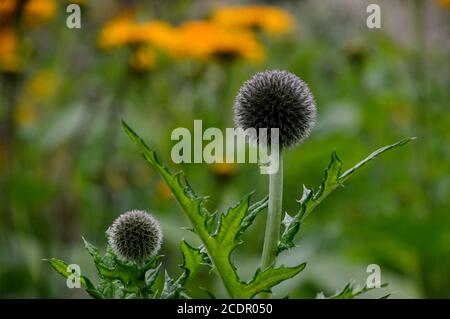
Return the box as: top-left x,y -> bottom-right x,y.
278,138 -> 415,255
145,263 -> 162,291
84,277 -> 104,299
240,195 -> 269,237
95,256 -> 156,287
200,287 -> 217,299
240,263 -> 307,299
45,258 -> 103,298
313,151 -> 343,203
180,241 -> 207,280
98,279 -> 116,298
215,194 -> 251,244
160,238 -> 210,299
161,271 -> 184,299
123,121 -> 271,298
82,236 -> 102,262
83,234 -> 160,297
122,121 -> 214,240
45,258 -> 86,288
318,282 -> 389,299
338,137 -> 416,182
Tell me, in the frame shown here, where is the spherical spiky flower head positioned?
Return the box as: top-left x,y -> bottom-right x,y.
233,70 -> 317,148
108,210 -> 163,264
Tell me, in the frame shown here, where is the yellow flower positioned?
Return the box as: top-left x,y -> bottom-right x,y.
99,17 -> 265,63
212,6 -> 294,34
98,15 -> 137,49
98,16 -> 175,51
24,0 -> 56,26
437,0 -> 450,8
0,0 -> 56,26
0,0 -> 16,18
14,100 -> 37,126
136,21 -> 178,52
65,0 -> 88,5
211,162 -> 237,177
0,28 -> 21,72
28,69 -> 58,100
11,69 -> 57,125
157,180 -> 172,200
129,46 -> 156,71
173,21 -> 264,62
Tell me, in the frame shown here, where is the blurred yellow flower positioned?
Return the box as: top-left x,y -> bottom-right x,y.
65,0 -> 88,5
14,100 -> 37,126
212,6 -> 294,34
0,28 -> 21,72
173,21 -> 265,62
0,0 -> 16,17
98,16 -> 175,52
136,21 -> 178,52
98,16 -> 137,49
437,0 -> 450,8
24,0 -> 56,26
99,17 -> 265,63
0,0 -> 56,26
211,162 -> 237,177
129,46 -> 156,71
28,69 -> 58,100
157,180 -> 172,200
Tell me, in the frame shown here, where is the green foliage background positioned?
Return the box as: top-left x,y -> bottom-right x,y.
0,0 -> 449,298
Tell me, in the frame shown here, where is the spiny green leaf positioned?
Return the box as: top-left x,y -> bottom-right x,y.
180,241 -> 208,281
159,242 -> 207,299
240,195 -> 269,237
45,258 -> 86,287
122,120 -> 213,239
82,237 -> 101,261
317,282 -> 389,299
84,277 -> 104,299
98,279 -> 116,298
241,263 -> 307,299
161,271 -> 185,299
338,137 -> 416,183
95,255 -> 158,287
45,258 -> 103,298
83,236 -> 160,290
145,263 -> 162,291
278,138 -> 415,255
313,151 -> 343,203
215,194 -> 251,244
123,121 -> 271,298
200,288 -> 217,299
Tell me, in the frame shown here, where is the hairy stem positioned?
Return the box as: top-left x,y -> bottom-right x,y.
260,152 -> 283,298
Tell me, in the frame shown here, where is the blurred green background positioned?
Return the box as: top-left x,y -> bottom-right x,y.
0,0 -> 449,298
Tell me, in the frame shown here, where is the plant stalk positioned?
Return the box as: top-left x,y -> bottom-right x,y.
260,152 -> 283,298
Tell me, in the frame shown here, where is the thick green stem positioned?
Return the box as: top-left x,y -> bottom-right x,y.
260,152 -> 283,298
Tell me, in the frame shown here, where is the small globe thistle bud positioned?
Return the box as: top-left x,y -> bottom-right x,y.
233,70 -> 317,148
108,210 -> 163,264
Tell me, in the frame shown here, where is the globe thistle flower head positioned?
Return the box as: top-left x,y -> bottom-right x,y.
108,210 -> 163,264
233,70 -> 317,149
